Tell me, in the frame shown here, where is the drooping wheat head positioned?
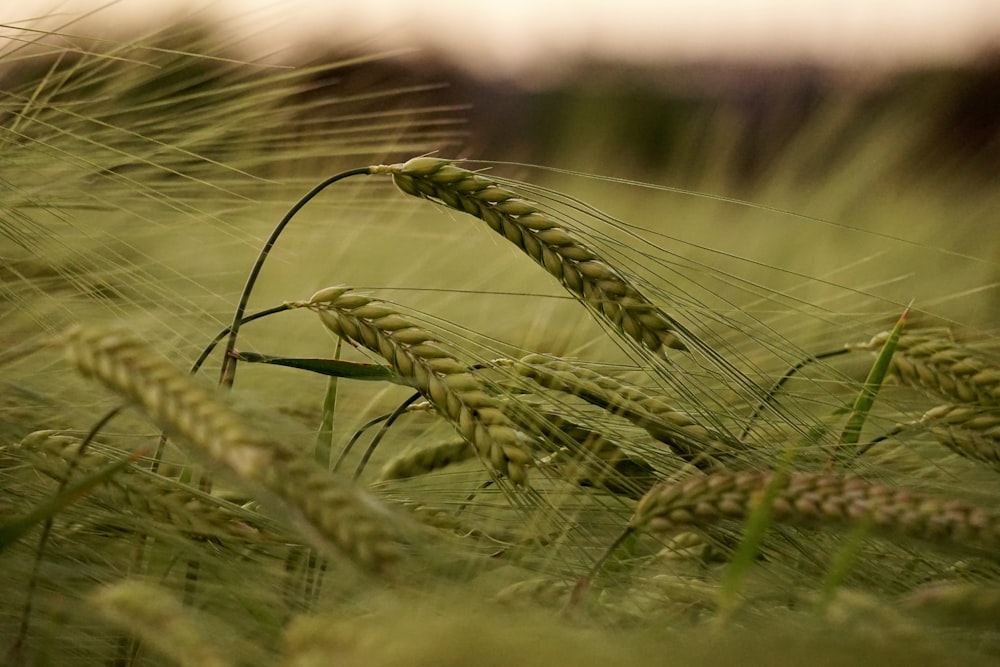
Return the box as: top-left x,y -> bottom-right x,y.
372,157 -> 688,357
631,470 -> 1000,553
854,331 -> 1000,406
919,404 -> 1000,471
498,399 -> 659,498
293,286 -> 534,485
379,439 -> 475,481
91,580 -> 235,667
60,324 -> 404,574
14,430 -> 284,544
508,353 -> 746,468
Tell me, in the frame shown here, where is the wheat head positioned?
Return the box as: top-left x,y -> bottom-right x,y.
499,399 -> 658,498
372,157 -> 687,357
855,331 -> 1000,406
631,470 -> 1000,553
91,580 -> 233,667
15,430 -> 282,544
294,286 -> 534,485
379,439 -> 475,481
509,353 -> 743,468
920,404 -> 1000,470
60,324 -> 403,574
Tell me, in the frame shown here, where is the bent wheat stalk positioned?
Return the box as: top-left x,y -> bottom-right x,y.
60,324 -> 403,574
293,286 -> 534,484
630,471 -> 1000,553
373,157 -> 688,357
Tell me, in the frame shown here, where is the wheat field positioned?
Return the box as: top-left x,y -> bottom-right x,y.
2,15 -> 999,667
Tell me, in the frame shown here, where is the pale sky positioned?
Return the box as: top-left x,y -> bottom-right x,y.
7,1 -> 1000,81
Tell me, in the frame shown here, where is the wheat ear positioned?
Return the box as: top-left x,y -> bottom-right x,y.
16,431 -> 282,543
509,353 -> 743,467
91,581 -> 233,667
499,400 -> 658,498
379,439 -> 475,481
920,404 -> 1000,470
293,286 -> 533,485
61,324 -> 402,574
373,157 -> 687,356
631,471 -> 1000,552
855,331 -> 1000,405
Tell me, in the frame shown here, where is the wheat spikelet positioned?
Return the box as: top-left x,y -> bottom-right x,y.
379,439 -> 475,481
855,331 -> 1000,405
919,404 -> 1000,470
60,324 -> 403,574
509,353 -> 742,468
91,580 -> 233,667
373,157 -> 687,356
294,287 -> 533,485
631,470 -> 1000,553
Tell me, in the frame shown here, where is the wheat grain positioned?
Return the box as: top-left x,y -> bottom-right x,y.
372,157 -> 687,356
379,439 -> 475,481
631,470 -> 1000,552
855,331 -> 1000,405
294,287 -> 534,485
509,353 -> 743,468
91,580 -> 233,667
60,324 -> 403,574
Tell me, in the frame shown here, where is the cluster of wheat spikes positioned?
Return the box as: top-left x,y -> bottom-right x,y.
4,25 -> 1000,667
4,149 -> 999,664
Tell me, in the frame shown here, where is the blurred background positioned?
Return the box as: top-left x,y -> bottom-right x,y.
8,0 -> 1000,176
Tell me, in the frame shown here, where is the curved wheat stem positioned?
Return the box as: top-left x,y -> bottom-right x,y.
60,324 -> 403,574
920,404 -> 1000,470
509,353 -> 744,468
631,471 -> 1000,553
855,331 -> 1000,405
373,157 -> 687,357
293,286 -> 534,485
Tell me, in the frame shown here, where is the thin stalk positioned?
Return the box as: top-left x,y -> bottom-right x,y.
218,167 -> 372,388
